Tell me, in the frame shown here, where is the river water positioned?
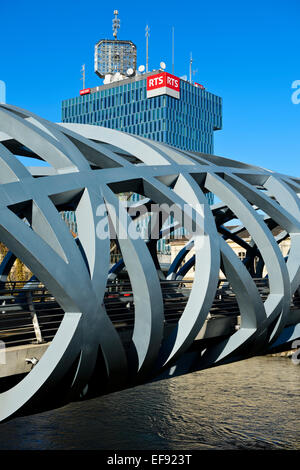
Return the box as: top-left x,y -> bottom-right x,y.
0,356 -> 299,450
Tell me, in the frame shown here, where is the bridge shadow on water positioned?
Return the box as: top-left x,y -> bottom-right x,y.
0,356 -> 299,451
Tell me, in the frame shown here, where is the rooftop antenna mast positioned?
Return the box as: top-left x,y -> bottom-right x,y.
189,52 -> 193,83
112,10 -> 120,39
145,25 -> 150,72
172,27 -> 175,75
81,64 -> 86,89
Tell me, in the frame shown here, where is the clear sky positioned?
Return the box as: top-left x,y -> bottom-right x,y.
0,0 -> 299,176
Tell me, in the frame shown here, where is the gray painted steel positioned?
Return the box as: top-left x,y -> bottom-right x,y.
0,104 -> 299,421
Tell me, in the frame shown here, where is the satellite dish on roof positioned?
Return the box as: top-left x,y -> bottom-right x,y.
138,64 -> 145,73
104,74 -> 112,84
127,68 -> 134,76
160,61 -> 166,70
113,72 -> 122,81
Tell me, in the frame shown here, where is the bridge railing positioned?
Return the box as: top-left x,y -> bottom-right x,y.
0,278 -> 299,351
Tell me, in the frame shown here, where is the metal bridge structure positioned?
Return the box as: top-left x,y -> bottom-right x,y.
0,104 -> 299,422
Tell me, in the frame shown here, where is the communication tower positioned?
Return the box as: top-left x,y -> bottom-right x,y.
94,10 -> 137,81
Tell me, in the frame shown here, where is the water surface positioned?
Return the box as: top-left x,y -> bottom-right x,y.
0,356 -> 299,450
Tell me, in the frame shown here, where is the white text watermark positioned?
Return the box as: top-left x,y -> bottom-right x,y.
0,80 -> 6,104
291,80 -> 300,104
96,201 -> 205,241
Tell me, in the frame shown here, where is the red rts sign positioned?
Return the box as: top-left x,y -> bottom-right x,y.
80,88 -> 91,96
147,72 -> 180,99
194,82 -> 205,90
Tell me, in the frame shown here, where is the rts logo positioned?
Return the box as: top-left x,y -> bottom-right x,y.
80,88 -> 91,96
148,75 -> 164,88
147,72 -> 180,99
166,76 -> 179,89
291,80 -> 300,104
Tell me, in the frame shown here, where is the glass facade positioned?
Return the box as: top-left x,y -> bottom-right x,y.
61,74 -> 222,155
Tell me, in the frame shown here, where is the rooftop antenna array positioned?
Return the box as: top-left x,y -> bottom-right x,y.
112,9 -> 120,39
94,10 -> 137,81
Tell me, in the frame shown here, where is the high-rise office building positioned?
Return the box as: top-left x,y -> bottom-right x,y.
62,69 -> 222,156
62,9 -> 222,159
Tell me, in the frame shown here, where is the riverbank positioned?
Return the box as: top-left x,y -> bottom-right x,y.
267,350 -> 295,358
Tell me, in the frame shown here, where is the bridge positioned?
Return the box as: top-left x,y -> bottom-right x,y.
1,278 -> 300,377
0,103 -> 299,422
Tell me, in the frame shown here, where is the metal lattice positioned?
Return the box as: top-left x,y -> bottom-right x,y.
94,39 -> 137,78
0,103 -> 299,421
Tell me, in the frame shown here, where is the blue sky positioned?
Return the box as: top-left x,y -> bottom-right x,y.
0,0 -> 299,175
